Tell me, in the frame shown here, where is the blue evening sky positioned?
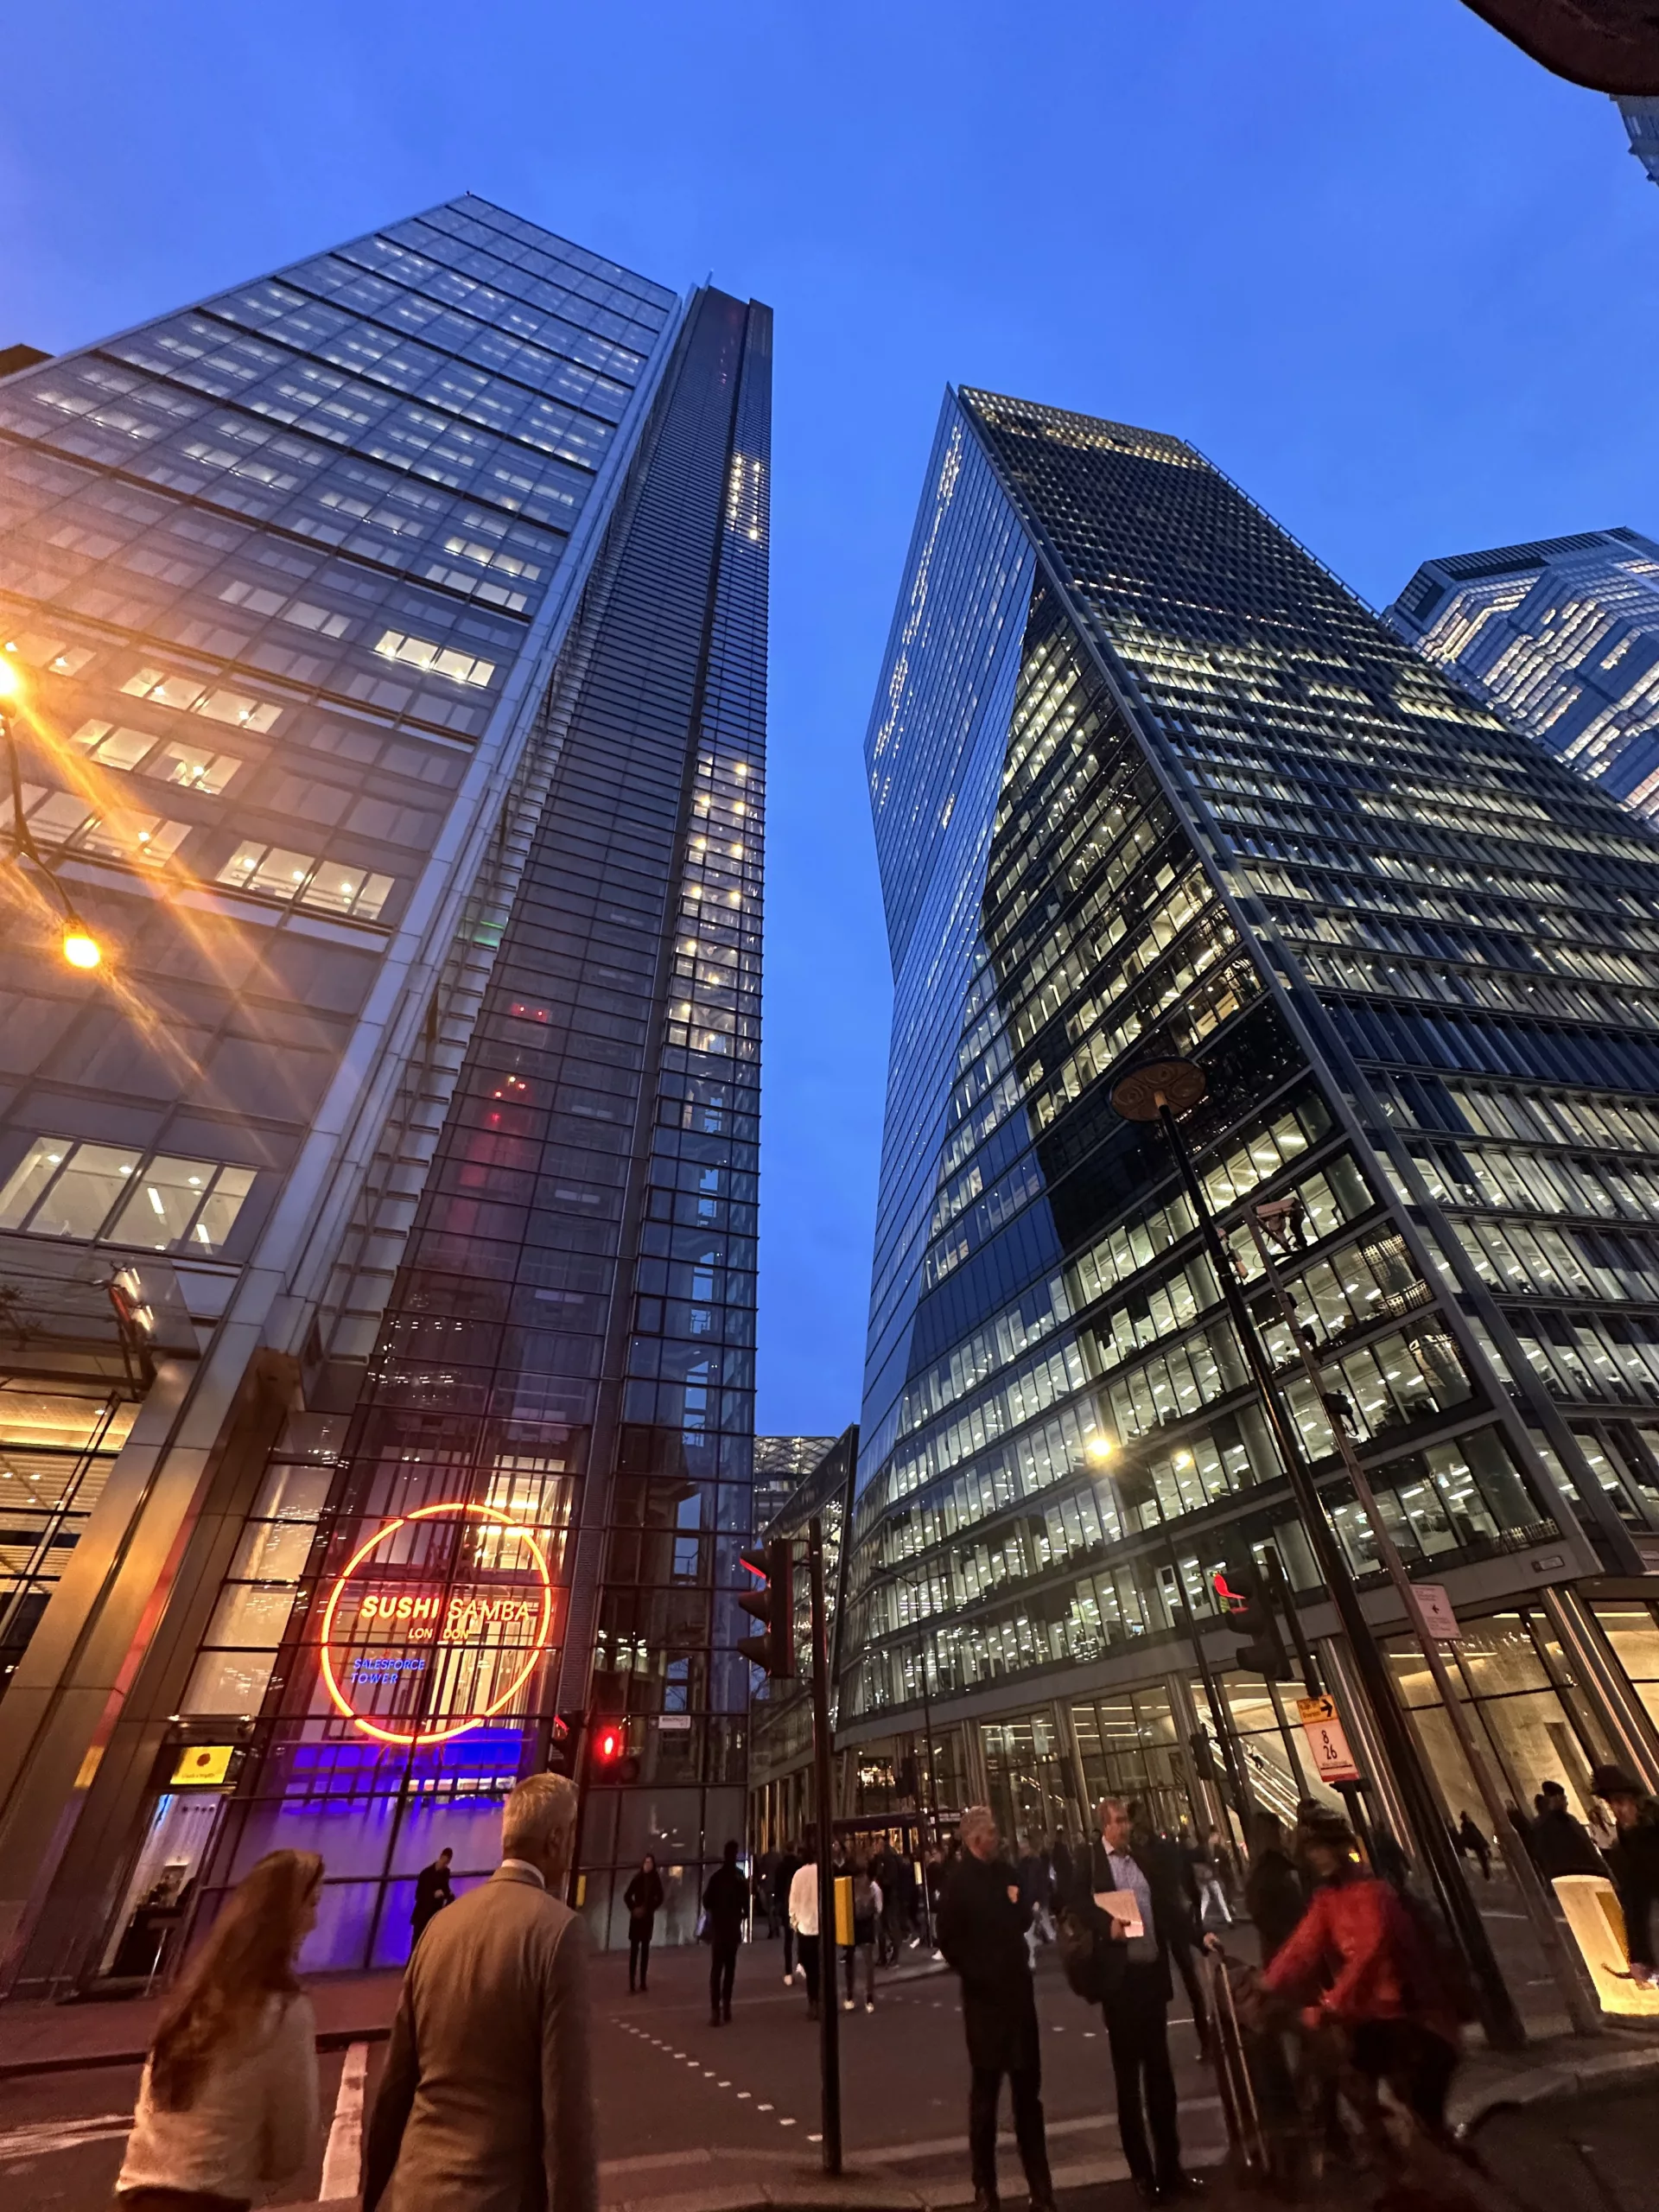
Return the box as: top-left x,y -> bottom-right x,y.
5,3 -> 1656,1434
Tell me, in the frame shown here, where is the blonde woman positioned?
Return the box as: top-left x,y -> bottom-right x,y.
116,1849 -> 323,2212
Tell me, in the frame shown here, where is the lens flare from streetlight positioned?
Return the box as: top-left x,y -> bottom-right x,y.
62,924 -> 102,969
1085,1436 -> 1116,1465
0,658 -> 21,700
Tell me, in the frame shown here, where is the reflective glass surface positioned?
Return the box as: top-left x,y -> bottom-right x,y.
844,388 -> 1659,1749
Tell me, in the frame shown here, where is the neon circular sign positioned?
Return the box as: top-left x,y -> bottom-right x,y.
319,1502 -> 554,1747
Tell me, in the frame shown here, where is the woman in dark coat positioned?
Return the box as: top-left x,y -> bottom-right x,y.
1243,1809 -> 1306,1965
625,1853 -> 664,1993
938,1806 -> 1055,2212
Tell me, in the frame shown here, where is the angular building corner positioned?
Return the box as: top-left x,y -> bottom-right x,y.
0,197 -> 767,1988
841,385 -> 1659,1890
1387,526 -> 1659,823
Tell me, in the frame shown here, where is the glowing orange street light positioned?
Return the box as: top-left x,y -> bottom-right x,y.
0,657 -> 21,700
62,921 -> 102,970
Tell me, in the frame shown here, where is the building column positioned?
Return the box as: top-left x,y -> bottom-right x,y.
1542,1586 -> 1659,1789
1317,1633 -> 1413,1847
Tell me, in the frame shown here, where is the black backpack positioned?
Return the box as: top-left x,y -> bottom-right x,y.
1056,1903 -> 1109,2004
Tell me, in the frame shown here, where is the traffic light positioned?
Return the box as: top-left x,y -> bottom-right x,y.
549,1709 -> 585,1779
1212,1560 -> 1295,1681
591,1720 -> 640,1783
737,1537 -> 795,1678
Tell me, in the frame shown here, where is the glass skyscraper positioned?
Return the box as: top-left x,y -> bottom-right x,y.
1616,97 -> 1659,187
1388,527 -> 1659,823
842,389 -> 1659,1922
0,197 -> 768,1987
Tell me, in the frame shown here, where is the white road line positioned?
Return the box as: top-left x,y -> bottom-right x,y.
320,2040 -> 368,2202
0,2114 -> 131,2163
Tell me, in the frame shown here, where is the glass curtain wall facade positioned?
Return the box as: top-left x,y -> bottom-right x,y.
0,198 -> 769,1990
1388,528 -> 1659,823
841,389 -> 1659,1905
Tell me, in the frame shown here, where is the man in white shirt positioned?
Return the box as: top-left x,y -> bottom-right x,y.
1084,1796 -> 1198,2205
787,1836 -> 823,2018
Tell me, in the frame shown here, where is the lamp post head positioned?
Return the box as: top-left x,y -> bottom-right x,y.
1109,1057 -> 1207,1124
62,919 -> 102,970
0,658 -> 21,702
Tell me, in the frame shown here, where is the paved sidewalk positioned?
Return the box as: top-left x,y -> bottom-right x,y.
0,1971 -> 403,2076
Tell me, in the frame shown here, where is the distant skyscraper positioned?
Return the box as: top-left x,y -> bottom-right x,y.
843,388 -> 1659,1881
1616,96 -> 1659,185
0,197 -> 768,1987
1387,528 -> 1659,820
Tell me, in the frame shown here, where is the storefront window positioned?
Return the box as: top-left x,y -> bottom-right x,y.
1385,1606 -> 1615,1830
1071,1683 -> 1192,1839
1592,1601 -> 1659,1733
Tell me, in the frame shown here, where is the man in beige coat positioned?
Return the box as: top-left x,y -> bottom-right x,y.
364,1771 -> 596,2212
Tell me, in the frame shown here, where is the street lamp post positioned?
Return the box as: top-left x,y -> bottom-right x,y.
1086,1434 -> 1255,1834
0,661 -> 104,970
1109,1057 -> 1525,2050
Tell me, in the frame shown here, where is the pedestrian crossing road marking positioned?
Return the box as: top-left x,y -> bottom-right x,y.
0,2114 -> 131,2163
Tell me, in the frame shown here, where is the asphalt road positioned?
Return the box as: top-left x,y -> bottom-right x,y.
0,1936 -> 1225,2209
3,1929 -> 1649,2212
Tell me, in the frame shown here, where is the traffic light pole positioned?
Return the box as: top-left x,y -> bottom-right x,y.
1243,1213 -> 1599,2036
808,1516 -> 842,2175
1165,1531 -> 1255,1831
1121,1072 -> 1523,2049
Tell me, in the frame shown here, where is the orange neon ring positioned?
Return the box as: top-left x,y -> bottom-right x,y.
319,1501 -> 554,1747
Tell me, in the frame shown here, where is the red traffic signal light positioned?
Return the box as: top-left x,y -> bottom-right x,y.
590,1720 -> 639,1782
737,1537 -> 795,1679
1212,1560 -> 1294,1681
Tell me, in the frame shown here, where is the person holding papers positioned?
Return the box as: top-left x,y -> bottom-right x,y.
1075,1796 -> 1202,2205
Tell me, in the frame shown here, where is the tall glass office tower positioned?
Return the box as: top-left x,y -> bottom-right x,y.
0,197 -> 768,1987
1389,527 -> 1659,823
842,389 -> 1659,1904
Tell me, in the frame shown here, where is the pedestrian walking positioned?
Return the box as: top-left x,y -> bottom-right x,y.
702,1839 -> 748,2025
1262,1805 -> 1463,2146
1192,1829 -> 1232,1929
116,1847 -> 322,2212
775,1840 -> 803,1983
1454,1811 -> 1491,1881
412,1847 -> 455,1947
842,1857 -> 881,2011
756,1847 -> 781,1937
1073,1796 -> 1199,2204
1591,1764 -> 1659,1987
1530,1779 -> 1605,1878
364,1772 -> 595,2212
624,1853 -> 664,1993
1242,1810 -> 1304,1967
788,1836 -> 823,2017
938,1806 -> 1056,2212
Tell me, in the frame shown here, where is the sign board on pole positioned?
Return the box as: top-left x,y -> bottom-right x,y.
1296,1693 -> 1361,1784
1411,1583 -> 1460,1642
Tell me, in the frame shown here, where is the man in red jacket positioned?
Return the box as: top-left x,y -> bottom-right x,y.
1262,1807 -> 1462,2141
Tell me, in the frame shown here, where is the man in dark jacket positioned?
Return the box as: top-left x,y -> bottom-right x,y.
1128,1802 -> 1209,2058
937,1806 -> 1056,2212
702,1840 -> 748,2025
410,1847 -> 454,1947
1592,1764 -> 1659,1986
1073,1796 -> 1202,2204
1530,1781 -> 1606,1878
